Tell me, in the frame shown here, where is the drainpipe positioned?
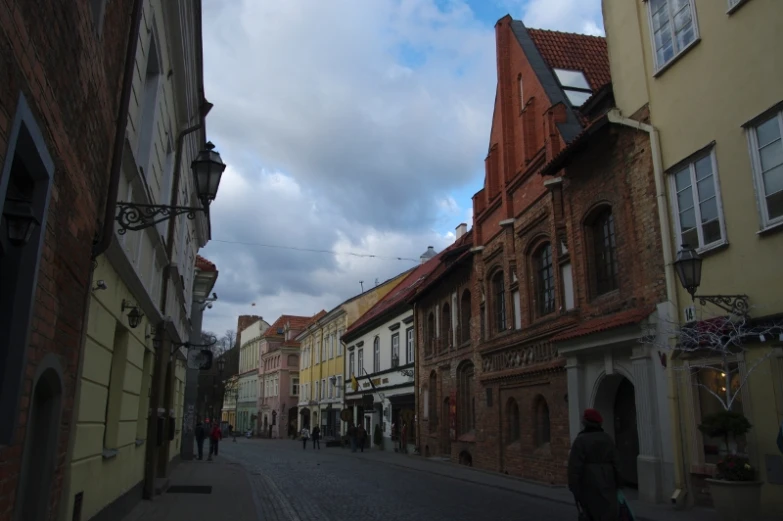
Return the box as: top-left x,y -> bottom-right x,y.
606,109 -> 688,505
92,0 -> 145,259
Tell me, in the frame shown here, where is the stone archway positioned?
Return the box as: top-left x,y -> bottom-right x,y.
593,373 -> 639,488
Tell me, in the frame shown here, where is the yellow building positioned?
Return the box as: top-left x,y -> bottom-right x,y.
296,272 -> 411,436
603,0 -> 783,514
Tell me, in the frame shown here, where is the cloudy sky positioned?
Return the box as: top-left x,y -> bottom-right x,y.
198,0 -> 603,336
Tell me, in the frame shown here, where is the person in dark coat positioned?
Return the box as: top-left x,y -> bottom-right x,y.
194,421 -> 206,460
568,408 -> 621,521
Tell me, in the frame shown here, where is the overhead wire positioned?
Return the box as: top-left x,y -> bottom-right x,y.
209,239 -> 420,262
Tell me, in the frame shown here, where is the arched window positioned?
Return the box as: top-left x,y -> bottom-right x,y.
534,395 -> 551,447
460,290 -> 471,345
506,398 -> 520,442
441,302 -> 451,350
426,312 -> 435,356
492,271 -> 506,332
429,372 -> 438,431
458,362 -> 475,434
373,336 -> 380,372
590,206 -> 618,295
534,243 -> 555,316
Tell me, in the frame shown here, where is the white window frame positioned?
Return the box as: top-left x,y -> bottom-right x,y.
646,0 -> 700,72
373,337 -> 380,373
349,352 -> 355,377
327,379 -> 333,399
391,333 -> 400,367
321,379 -> 326,400
328,334 -> 334,359
746,109 -> 783,230
358,349 -> 364,376
668,147 -> 727,252
336,376 -> 342,398
337,329 -> 344,355
406,327 -> 414,364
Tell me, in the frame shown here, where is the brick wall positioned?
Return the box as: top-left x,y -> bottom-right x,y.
0,1 -> 132,520
237,315 -> 263,337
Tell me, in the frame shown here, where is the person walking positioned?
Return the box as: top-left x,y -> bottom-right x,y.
208,422 -> 222,461
301,426 -> 310,450
357,424 -> 367,453
401,422 -> 408,453
312,425 -> 321,450
348,422 -> 357,452
194,421 -> 206,460
568,408 -> 622,521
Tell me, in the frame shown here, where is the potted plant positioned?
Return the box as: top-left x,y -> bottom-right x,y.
699,410 -> 762,521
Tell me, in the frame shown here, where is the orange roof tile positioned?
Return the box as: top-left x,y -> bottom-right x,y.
196,255 -> 217,272
263,314 -> 312,337
550,307 -> 655,343
527,29 -> 610,91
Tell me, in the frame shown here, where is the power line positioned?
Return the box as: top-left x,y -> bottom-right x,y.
210,239 -> 419,262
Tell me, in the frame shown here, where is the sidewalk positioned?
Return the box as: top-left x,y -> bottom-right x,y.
341,447 -> 776,521
120,458 -> 260,521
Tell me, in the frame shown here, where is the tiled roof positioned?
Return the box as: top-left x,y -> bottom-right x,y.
343,246 -> 453,340
407,230 -> 474,302
550,306 -> 655,343
195,255 -> 217,272
263,314 -> 312,338
526,29 -> 610,91
305,310 -> 328,328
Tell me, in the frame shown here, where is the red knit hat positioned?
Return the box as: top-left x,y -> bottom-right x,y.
583,408 -> 603,424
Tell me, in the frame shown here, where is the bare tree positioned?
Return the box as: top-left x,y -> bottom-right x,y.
221,329 -> 237,351
641,311 -> 783,412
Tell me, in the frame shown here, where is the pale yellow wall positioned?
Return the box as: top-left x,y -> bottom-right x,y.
168,359 -> 186,461
62,256 -> 155,521
601,0 -> 650,115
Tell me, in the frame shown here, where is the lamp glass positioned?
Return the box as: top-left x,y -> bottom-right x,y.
217,358 -> 225,373
674,244 -> 703,296
191,142 -> 226,203
4,199 -> 40,246
127,308 -> 143,329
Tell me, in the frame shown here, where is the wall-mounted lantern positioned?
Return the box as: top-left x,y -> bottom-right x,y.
121,299 -> 144,329
3,198 -> 40,247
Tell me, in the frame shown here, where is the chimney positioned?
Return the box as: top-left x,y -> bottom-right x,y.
419,246 -> 437,265
237,314 -> 262,336
455,223 -> 467,239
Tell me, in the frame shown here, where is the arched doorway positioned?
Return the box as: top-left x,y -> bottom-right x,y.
441,397 -> 451,456
17,367 -> 62,521
288,406 -> 298,438
593,374 -> 639,488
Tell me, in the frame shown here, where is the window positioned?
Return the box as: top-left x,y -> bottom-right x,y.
373,337 -> 380,372
321,379 -> 326,400
648,0 -> 698,70
327,378 -> 332,398
553,69 -> 592,107
406,327 -> 415,364
458,363 -> 475,435
315,381 -> 320,401
492,271 -> 506,332
670,150 -> 725,250
534,396 -> 551,447
535,243 -> 555,316
480,304 -> 486,341
335,376 -> 342,398
428,372 -> 438,431
391,333 -> 400,367
315,340 -> 320,364
357,349 -> 364,376
694,363 -> 744,463
460,290 -> 471,344
590,207 -> 618,295
506,398 -> 520,442
321,338 -> 326,361
137,30 -> 162,176
441,303 -> 452,348
349,352 -> 355,377
426,312 -> 435,356
337,328 -> 344,355
748,111 -> 783,227
328,334 -> 334,359
518,73 -> 524,108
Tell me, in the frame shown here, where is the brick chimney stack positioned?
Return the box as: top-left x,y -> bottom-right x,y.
236,315 -> 262,336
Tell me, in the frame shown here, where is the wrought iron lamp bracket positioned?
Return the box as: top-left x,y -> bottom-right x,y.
171,335 -> 218,354
116,202 -> 207,234
694,294 -> 750,317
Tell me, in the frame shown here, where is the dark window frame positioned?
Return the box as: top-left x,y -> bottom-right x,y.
589,207 -> 619,296
534,243 -> 555,316
492,270 -> 506,333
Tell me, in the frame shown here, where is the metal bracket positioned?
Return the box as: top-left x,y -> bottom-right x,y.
694,294 -> 750,317
116,202 -> 206,234
171,335 -> 217,354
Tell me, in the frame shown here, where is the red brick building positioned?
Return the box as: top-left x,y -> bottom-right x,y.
411,17 -> 672,494
0,1 -> 137,520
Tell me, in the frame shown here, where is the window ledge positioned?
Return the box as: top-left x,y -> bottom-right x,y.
653,38 -> 701,78
696,240 -> 729,258
727,0 -> 750,15
102,448 -> 119,460
757,220 -> 783,237
135,438 -> 145,447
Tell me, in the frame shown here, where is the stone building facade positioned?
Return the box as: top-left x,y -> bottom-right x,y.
412,17 -> 673,494
0,1 -> 136,520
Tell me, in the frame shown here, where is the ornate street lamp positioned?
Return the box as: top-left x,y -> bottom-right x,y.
674,244 -> 749,316
3,198 -> 40,247
121,299 -> 144,329
115,141 -> 226,233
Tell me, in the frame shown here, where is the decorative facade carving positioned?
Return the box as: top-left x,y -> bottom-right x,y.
481,343 -> 558,373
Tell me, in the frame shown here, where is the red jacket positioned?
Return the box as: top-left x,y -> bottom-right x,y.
210,425 -> 222,441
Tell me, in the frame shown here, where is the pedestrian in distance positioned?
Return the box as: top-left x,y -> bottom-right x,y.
568,408 -> 622,521
312,425 -> 321,450
357,424 -> 367,453
194,421 -> 206,460
208,421 -> 222,461
301,426 -> 310,450
348,422 -> 357,453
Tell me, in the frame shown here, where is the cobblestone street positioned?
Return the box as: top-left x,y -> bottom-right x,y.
220,439 -> 578,521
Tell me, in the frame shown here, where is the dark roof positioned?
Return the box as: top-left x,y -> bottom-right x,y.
406,230 -> 474,304
550,307 -> 655,343
343,247 -> 450,341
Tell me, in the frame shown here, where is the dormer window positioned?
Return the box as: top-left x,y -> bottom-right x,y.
553,69 -> 592,107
